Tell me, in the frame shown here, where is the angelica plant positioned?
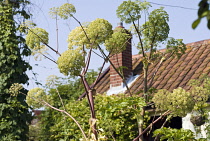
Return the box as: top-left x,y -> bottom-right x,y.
24,1 -> 193,141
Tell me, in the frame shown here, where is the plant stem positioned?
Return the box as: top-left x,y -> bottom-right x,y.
43,101 -> 88,141
133,110 -> 171,141
56,14 -> 59,52
80,75 -> 98,140
21,92 -> 88,140
28,28 -> 61,56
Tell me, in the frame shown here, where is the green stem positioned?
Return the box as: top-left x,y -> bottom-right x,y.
133,110 -> 171,141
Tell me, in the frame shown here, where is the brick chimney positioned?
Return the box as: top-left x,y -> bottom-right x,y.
109,23 -> 132,88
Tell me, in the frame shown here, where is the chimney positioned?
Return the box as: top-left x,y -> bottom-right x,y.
109,23 -> 132,88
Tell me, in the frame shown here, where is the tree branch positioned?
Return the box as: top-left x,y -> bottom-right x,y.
41,53 -> 57,64
20,92 -> 87,140
148,57 -> 164,89
42,100 -> 88,141
129,13 -> 145,58
148,31 -> 157,60
133,110 -> 171,141
55,14 -> 59,52
92,59 -> 106,87
72,15 -> 133,96
82,47 -> 93,76
28,28 -> 61,56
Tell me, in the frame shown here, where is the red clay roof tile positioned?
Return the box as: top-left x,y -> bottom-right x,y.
91,39 -> 210,96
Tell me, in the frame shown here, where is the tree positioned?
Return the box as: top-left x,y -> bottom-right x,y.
0,0 -> 32,140
27,70 -> 98,140
116,1 -> 187,140
24,1 -> 210,141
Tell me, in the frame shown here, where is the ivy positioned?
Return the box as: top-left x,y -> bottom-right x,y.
0,1 -> 32,140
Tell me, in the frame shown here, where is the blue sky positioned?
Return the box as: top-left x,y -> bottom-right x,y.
26,0 -> 210,89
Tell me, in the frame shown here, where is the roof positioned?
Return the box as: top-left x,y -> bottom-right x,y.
93,39 -> 210,95
32,110 -> 42,116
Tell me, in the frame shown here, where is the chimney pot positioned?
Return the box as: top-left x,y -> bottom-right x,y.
117,22 -> 123,27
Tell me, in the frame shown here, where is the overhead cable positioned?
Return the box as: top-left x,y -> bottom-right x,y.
148,1 -> 197,10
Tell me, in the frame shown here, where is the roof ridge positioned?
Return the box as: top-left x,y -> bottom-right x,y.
132,48 -> 167,59
132,39 -> 210,59
186,39 -> 210,47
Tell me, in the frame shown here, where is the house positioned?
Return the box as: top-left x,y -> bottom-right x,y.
79,24 -> 210,139
92,40 -> 209,96
31,109 -> 43,125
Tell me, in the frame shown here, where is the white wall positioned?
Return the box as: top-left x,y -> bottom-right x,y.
182,113 -> 210,139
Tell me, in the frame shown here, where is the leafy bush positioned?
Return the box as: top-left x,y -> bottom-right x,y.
39,94 -> 145,140
153,127 -> 207,141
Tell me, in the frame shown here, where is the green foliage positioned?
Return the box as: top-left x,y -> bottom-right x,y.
68,18 -> 113,50
28,68 -> 147,140
105,28 -> 131,54
26,1 -> 206,140
192,0 -> 210,29
67,26 -> 88,49
35,71 -> 97,140
40,94 -> 146,140
153,76 -> 210,117
95,94 -> 146,140
189,76 -> 210,110
27,88 -> 50,109
166,38 -> 186,58
59,17 -> 130,76
191,86 -> 209,110
49,3 -> 76,19
26,28 -> 48,49
45,99 -> 90,141
188,76 -> 210,139
142,7 -> 169,46
116,1 -> 151,24
117,1 -> 186,60
57,48 -> 85,76
9,83 -> 23,97
30,84 -> 85,141
153,88 -> 195,117
29,122 -> 42,141
0,92 -> 31,141
0,1 -> 32,140
153,127 -> 206,141
87,18 -> 113,48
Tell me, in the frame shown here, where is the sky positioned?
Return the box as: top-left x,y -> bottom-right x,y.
25,0 -> 210,89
